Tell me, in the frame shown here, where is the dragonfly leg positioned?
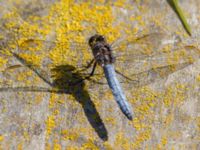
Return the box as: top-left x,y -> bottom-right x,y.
87,61 -> 97,78
71,61 -> 97,86
82,61 -> 97,81
80,58 -> 95,71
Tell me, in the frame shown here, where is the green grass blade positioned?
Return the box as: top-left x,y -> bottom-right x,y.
167,0 -> 192,36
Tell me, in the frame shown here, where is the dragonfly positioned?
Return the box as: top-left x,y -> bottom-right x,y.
0,31 -> 199,121
88,34 -> 133,120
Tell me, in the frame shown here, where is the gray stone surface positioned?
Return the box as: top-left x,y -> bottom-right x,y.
0,0 -> 199,149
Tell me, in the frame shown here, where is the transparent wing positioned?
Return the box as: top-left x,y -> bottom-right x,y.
114,32 -> 200,87
1,32 -> 199,90
106,32 -> 199,87
15,32 -> 169,72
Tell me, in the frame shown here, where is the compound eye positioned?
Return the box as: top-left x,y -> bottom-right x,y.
89,36 -> 95,46
98,36 -> 105,41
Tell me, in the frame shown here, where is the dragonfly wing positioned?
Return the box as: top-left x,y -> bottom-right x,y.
113,32 -> 168,58
15,34 -> 200,88
1,37 -> 97,90
18,38 -> 92,68
114,33 -> 199,87
103,64 -> 133,120
131,62 -> 192,87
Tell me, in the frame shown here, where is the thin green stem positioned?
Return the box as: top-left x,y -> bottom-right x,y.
168,0 -> 192,36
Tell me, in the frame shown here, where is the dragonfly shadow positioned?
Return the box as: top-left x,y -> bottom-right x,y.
51,65 -> 108,141
0,50 -> 108,141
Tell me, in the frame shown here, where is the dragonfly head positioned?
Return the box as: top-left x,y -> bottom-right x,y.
88,34 -> 106,48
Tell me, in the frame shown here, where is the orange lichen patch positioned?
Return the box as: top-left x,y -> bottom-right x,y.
22,131 -> 30,142
17,23 -> 43,38
34,94 -> 45,105
18,53 -> 42,66
45,143 -> 51,150
114,0 -> 126,7
45,2 -> 120,65
18,39 -> 43,52
168,130 -> 182,140
80,139 -> 99,150
0,99 -> 6,113
0,34 -> 4,41
56,99 -> 65,105
2,12 -> 20,29
151,14 -> 168,31
73,127 -> 92,138
0,57 -> 7,69
127,84 -> 189,149
162,84 -> 186,107
53,141 -> 62,150
49,45 -> 76,66
90,95 -> 102,108
52,109 -> 60,116
161,45 -> 173,54
131,87 -> 158,111
17,142 -> 23,150
101,90 -> 113,101
0,48 -> 12,57
131,117 -> 145,131
49,94 -> 60,109
114,132 -> 132,150
61,130 -> 79,141
0,136 -> 4,142
163,113 -> 174,126
166,49 -> 185,64
103,142 -> 113,150
132,129 -> 151,149
196,74 -> 200,82
105,117 -> 116,126
162,88 -> 173,107
175,84 -> 187,104
156,135 -> 168,149
16,70 -> 33,85
45,115 -> 56,137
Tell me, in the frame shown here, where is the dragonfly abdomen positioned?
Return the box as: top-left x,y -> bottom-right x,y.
103,64 -> 133,120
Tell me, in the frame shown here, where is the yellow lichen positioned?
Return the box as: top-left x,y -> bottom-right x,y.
0,56 -> 7,66
105,117 -> 116,126
114,132 -> 132,150
196,74 -> 200,82
61,130 -> 79,141
53,142 -> 62,150
81,139 -> 99,150
0,136 -> 3,142
0,0 -> 198,149
103,142 -> 113,150
17,142 -> 23,150
45,115 -> 56,136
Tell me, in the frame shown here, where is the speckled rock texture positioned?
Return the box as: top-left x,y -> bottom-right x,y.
0,0 -> 199,149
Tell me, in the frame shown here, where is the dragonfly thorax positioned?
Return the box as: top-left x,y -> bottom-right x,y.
88,34 -> 115,67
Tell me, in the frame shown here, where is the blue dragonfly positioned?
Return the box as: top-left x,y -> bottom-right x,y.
0,31 -> 198,121
87,34 -> 133,120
